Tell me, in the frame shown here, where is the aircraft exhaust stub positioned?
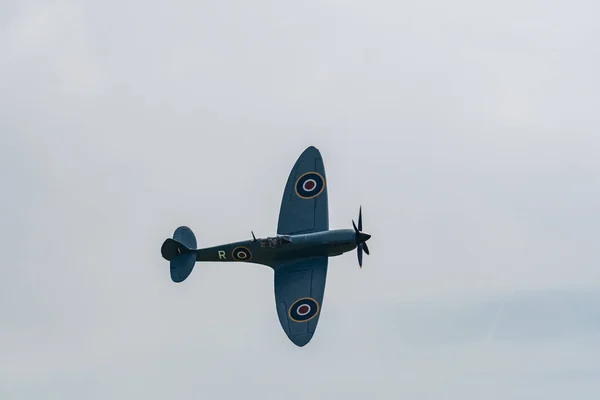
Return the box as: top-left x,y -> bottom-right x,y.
295,172 -> 325,199
259,235 -> 292,248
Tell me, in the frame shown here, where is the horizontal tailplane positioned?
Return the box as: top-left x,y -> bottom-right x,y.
161,226 -> 197,283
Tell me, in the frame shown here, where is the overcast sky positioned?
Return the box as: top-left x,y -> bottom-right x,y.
1,0 -> 600,399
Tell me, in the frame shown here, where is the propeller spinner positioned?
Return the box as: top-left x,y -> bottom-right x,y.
352,206 -> 371,268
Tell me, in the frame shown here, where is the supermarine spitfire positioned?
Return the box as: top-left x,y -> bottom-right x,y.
160,146 -> 372,346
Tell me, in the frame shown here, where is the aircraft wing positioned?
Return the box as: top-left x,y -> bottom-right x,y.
277,146 -> 329,235
273,256 -> 328,346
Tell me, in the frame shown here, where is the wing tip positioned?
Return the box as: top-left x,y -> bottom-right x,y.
289,333 -> 314,347
301,145 -> 321,158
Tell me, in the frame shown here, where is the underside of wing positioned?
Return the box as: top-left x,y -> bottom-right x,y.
277,146 -> 329,235
273,257 -> 328,347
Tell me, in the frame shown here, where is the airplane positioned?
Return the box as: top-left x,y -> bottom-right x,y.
160,146 -> 372,347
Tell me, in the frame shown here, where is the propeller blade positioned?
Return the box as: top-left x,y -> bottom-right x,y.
357,243 -> 363,268
358,206 -> 363,231
363,241 -> 370,255
352,219 -> 359,234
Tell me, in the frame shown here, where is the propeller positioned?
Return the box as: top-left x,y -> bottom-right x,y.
352,206 -> 371,268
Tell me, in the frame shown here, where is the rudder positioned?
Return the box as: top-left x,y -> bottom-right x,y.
161,226 -> 197,283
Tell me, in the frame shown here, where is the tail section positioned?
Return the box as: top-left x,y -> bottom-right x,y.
161,226 -> 197,283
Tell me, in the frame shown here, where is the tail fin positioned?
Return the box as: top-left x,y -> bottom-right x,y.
161,226 -> 197,283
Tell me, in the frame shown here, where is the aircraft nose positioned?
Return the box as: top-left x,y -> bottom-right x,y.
359,232 -> 371,242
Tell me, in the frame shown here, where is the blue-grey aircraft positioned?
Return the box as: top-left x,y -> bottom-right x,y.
160,146 -> 371,346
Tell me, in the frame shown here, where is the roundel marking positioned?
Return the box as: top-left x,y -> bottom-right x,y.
297,304 -> 311,315
294,172 -> 325,199
288,297 -> 320,323
303,179 -> 316,191
232,246 -> 252,261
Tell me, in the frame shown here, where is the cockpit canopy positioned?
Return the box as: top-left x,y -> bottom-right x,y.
259,235 -> 292,248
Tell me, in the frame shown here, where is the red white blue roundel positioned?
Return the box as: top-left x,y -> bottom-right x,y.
295,172 -> 325,199
232,246 -> 252,261
288,297 -> 320,322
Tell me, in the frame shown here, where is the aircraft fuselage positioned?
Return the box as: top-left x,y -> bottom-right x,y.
194,229 -> 358,268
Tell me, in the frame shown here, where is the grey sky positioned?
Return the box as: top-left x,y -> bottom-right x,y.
1,0 -> 599,399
